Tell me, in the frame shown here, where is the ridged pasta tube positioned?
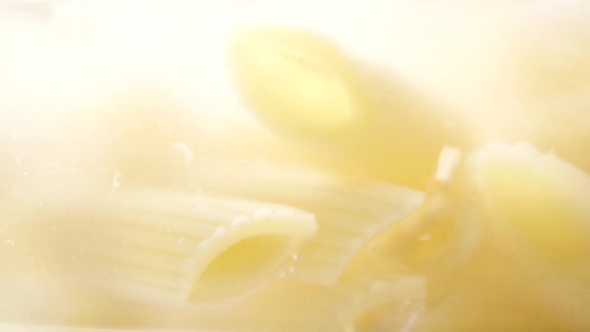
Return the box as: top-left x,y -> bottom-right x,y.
191,161 -> 424,286
23,188 -> 317,305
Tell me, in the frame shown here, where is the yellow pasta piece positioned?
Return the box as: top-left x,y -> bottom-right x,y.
471,142 -> 590,268
227,26 -> 476,190
363,142 -> 590,332
467,142 -> 590,330
16,188 -> 317,305
340,146 -> 481,313
229,26 -> 370,141
191,160 -> 424,286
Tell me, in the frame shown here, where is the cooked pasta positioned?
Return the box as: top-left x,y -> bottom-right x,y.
227,26 -> 476,189
467,142 -> 590,330
351,142 -> 590,332
4,1 -> 589,331
191,161 -> 425,286
229,26 -> 370,141
16,188 -> 317,305
470,141 -> 590,267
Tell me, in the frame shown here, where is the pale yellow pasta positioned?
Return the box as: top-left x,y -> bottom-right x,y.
470,141 -> 590,266
227,25 -> 477,190
466,142 -> 590,330
228,26 -> 370,141
191,161 -> 425,286
14,188 -> 317,306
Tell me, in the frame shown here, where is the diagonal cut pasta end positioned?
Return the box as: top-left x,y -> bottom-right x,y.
192,161 -> 425,287
470,141 -> 590,265
228,26 -> 370,141
31,189 -> 318,306
183,205 -> 317,303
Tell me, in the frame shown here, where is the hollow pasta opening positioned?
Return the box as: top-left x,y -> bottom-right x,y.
229,27 -> 365,139
191,234 -> 291,301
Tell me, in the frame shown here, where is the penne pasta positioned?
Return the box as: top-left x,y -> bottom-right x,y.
228,26 -> 371,141
191,161 -> 424,286
226,25 -> 477,190
12,188 -> 317,306
471,141 -> 590,267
